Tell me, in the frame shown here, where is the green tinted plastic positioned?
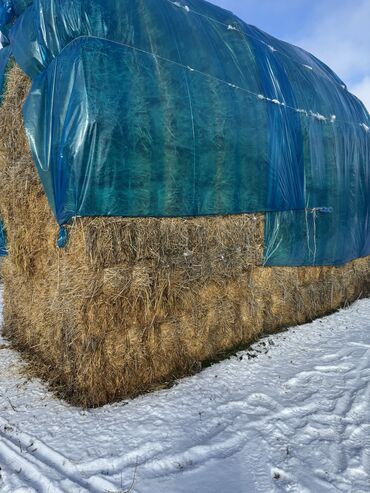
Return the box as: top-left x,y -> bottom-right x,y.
1,0 -> 370,266
0,220 -> 6,256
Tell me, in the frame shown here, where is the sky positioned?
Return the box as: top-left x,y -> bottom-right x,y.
211,0 -> 370,111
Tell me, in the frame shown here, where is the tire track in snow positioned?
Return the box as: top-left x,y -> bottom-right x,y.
0,437 -> 66,493
0,417 -> 116,493
75,394 -> 319,481
1,293 -> 370,492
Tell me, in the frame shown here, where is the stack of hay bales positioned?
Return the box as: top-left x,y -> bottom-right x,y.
0,65 -> 369,406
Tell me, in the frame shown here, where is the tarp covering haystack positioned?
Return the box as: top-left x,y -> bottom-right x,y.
0,0 -> 369,406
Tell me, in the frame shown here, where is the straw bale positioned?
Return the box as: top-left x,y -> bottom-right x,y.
0,65 -> 369,407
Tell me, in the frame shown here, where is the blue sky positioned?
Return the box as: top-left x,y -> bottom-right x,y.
211,0 -> 370,110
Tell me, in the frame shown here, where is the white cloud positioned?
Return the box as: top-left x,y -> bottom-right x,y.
296,1 -> 370,76
294,0 -> 370,110
350,76 -> 370,112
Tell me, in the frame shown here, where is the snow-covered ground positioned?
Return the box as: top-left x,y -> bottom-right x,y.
0,286 -> 369,493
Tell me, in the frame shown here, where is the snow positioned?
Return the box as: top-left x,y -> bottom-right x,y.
171,1 -> 189,12
0,285 -> 369,493
310,111 -> 328,122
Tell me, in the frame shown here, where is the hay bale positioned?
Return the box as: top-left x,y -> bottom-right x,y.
0,65 -> 369,407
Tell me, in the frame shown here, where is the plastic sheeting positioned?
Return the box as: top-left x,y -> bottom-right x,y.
265,121 -> 370,266
0,0 -> 30,25
0,220 -> 7,256
0,44 -> 11,257
12,0 -> 32,15
1,0 -> 370,266
0,44 -> 11,99
0,1 -> 13,30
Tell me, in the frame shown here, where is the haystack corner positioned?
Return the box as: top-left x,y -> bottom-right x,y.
0,0 -> 369,407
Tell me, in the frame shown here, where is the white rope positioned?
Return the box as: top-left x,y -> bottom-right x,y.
165,1 -> 369,132
166,0 -> 349,92
56,34 -> 370,134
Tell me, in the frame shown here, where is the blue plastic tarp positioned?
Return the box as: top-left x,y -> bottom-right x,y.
0,220 -> 7,256
0,0 -> 369,266
0,43 -> 11,97
0,1 -> 13,30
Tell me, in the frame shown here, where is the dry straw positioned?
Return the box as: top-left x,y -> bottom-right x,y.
0,65 -> 369,407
